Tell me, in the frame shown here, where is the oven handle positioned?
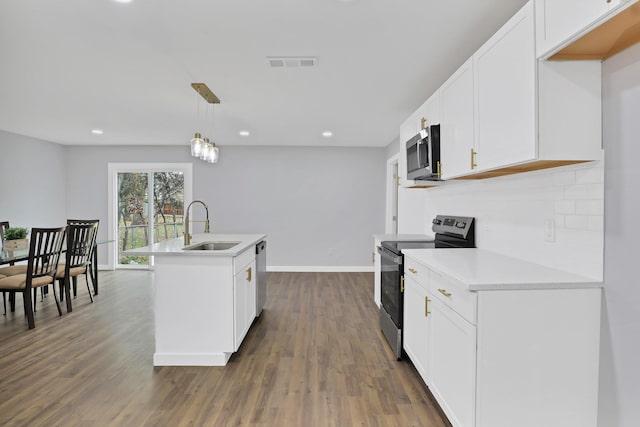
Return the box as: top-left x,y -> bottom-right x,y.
377,246 -> 402,264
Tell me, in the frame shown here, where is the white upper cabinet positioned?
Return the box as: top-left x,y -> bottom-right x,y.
542,0 -> 640,61
416,89 -> 441,132
474,3 -> 536,173
534,0 -> 629,58
399,0 -> 607,182
440,58 -> 475,180
440,1 -> 601,180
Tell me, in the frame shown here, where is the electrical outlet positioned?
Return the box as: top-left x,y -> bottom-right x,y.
544,219 -> 555,242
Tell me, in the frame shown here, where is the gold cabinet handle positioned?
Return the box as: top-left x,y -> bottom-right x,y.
246,267 -> 252,282
400,276 -> 405,293
408,268 -> 417,274
420,117 -> 427,130
425,297 -> 431,317
372,251 -> 375,263
470,149 -> 477,170
437,161 -> 441,178
438,288 -> 452,298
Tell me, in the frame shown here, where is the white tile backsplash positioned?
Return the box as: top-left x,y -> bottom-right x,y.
576,199 -> 604,215
575,166 -> 604,184
565,215 -> 589,229
555,200 -> 576,214
407,161 -> 604,280
554,170 -> 576,186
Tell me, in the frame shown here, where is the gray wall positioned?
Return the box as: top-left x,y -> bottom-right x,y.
599,42 -> 640,427
64,145 -> 386,269
384,136 -> 399,160
0,130 -> 67,228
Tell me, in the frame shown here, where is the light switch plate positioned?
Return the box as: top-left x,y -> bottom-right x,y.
544,218 -> 556,242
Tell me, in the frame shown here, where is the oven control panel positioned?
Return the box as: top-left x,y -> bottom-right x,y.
432,215 -> 474,239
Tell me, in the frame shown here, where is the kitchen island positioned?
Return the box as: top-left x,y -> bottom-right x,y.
126,233 -> 266,366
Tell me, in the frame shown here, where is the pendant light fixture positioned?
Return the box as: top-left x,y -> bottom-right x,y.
190,83 -> 221,163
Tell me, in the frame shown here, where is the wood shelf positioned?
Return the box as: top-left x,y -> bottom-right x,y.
550,2 -> 640,60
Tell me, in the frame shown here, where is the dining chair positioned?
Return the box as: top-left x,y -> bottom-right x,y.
56,222 -> 98,313
0,220 -> 25,315
66,219 -> 99,296
0,226 -> 66,329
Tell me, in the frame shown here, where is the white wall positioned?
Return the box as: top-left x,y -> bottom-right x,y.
0,130 -> 67,228
64,145 -> 386,270
599,42 -> 640,427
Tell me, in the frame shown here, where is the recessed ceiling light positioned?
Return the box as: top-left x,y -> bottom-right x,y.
113,0 -> 133,3
322,131 -> 333,138
239,130 -> 250,137
91,129 -> 104,135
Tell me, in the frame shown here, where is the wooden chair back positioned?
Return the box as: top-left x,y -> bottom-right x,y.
67,219 -> 99,255
65,223 -> 99,270
26,227 -> 66,284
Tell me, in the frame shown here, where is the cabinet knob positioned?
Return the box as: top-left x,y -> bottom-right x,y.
438,288 -> 452,298
408,268 -> 417,274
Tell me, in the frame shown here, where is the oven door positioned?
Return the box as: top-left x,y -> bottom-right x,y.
377,246 -> 403,328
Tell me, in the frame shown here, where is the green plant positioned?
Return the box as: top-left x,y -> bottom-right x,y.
3,227 -> 28,240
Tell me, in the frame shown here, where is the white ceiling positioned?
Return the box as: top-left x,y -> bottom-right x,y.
0,0 -> 528,148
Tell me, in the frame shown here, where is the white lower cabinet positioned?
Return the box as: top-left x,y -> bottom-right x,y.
403,255 -> 601,427
233,250 -> 256,351
403,276 -> 430,381
427,294 -> 476,427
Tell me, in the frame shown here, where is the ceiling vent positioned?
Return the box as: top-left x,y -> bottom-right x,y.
266,57 -> 318,68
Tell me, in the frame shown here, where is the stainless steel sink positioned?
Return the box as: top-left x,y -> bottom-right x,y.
184,241 -> 240,251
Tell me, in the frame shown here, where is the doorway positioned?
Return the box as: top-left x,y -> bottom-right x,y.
107,163 -> 193,269
386,154 -> 399,233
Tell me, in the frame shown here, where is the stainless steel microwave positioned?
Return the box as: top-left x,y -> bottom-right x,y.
406,124 -> 440,180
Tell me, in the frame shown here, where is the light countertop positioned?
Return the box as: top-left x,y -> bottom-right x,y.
124,234 -> 266,257
374,233 -> 433,242
402,248 -> 602,291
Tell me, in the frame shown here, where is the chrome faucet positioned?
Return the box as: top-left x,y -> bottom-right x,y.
184,200 -> 211,245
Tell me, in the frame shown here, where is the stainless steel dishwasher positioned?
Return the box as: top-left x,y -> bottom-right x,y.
255,240 -> 267,316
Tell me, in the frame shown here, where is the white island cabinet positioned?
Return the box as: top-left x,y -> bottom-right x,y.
125,233 -> 266,366
402,248 -> 602,427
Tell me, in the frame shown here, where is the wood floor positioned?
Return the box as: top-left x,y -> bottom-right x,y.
0,271 -> 449,427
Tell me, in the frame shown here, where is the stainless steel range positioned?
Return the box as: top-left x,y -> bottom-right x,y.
377,215 -> 476,360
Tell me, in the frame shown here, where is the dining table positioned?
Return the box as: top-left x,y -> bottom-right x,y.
1,240 -> 111,311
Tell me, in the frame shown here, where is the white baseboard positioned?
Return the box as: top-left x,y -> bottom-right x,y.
153,351 -> 232,366
267,266 -> 374,273
99,265 -> 374,273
